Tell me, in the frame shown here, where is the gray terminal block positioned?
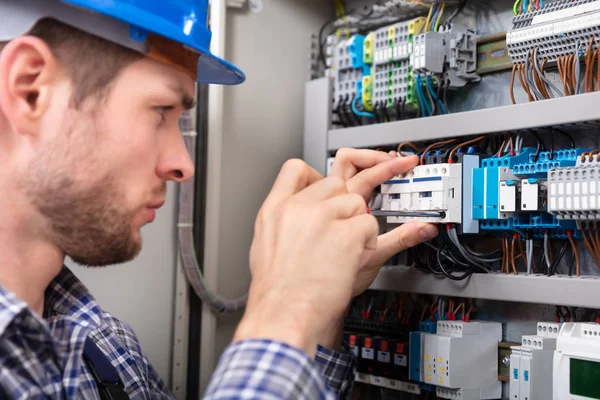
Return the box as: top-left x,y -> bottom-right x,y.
333,38 -> 362,109
412,24 -> 479,88
547,163 -> 600,220
507,0 -> 600,64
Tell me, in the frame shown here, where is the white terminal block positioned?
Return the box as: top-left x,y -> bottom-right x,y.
422,321 -> 502,400
548,162 -> 600,220
499,181 -> 517,213
381,163 -> 462,224
553,323 -> 600,400
537,322 -> 563,338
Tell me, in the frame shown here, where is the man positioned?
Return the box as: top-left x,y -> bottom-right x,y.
0,0 -> 438,399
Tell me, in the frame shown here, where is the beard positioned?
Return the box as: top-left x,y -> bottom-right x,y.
28,169 -> 143,267
21,107 -> 163,267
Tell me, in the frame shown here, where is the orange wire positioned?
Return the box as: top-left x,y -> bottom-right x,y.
448,136 -> 485,163
419,139 -> 457,165
567,235 -> 580,277
466,302 -> 474,320
557,56 -> 568,95
510,64 -> 517,104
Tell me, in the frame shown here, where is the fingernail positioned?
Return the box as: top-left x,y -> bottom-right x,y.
419,224 -> 439,240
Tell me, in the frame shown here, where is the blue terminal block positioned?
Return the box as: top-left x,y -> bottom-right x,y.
513,148 -> 590,177
409,331 -> 422,382
479,214 -> 580,239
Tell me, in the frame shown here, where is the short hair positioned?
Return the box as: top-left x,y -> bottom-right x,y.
0,18 -> 144,107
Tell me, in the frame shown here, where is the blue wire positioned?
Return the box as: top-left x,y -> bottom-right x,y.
428,3 -> 438,32
431,3 -> 442,32
351,95 -> 375,118
522,0 -> 528,13
415,76 -> 432,116
540,0 -> 545,8
417,76 -> 431,116
425,76 -> 447,114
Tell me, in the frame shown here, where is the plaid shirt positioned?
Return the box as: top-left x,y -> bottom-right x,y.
0,267 -> 355,399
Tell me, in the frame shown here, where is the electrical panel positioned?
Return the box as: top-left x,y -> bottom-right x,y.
306,0 -> 600,398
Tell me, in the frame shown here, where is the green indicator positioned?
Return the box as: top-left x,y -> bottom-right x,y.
570,358 -> 600,399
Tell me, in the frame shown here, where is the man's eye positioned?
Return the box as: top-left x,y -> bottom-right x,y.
155,106 -> 175,121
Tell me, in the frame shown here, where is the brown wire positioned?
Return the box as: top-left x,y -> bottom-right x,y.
419,139 -> 457,165
520,63 -> 535,101
565,54 -> 575,95
397,142 -> 420,155
448,136 -> 485,163
510,64 -> 517,104
501,235 -> 507,274
597,48 -> 600,90
572,53 -> 579,93
511,236 -> 519,275
567,235 -> 581,277
518,239 -> 527,269
557,56 -> 568,95
582,229 -> 600,270
585,37 -> 594,93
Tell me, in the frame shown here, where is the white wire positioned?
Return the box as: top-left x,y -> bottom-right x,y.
526,239 -> 533,275
544,233 -> 551,270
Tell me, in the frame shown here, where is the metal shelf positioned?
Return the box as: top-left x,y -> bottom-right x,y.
328,91 -> 600,151
370,266 -> 600,308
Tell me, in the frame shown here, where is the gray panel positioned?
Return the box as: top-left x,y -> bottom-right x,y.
304,78 -> 332,175
328,91 -> 600,150
370,266 -> 600,308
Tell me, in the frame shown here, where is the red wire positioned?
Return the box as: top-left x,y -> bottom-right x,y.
536,0 -> 541,9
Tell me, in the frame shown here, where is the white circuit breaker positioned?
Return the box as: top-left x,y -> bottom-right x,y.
553,323 -> 600,400
420,321 -> 502,400
510,333 -> 557,400
381,163 -> 462,224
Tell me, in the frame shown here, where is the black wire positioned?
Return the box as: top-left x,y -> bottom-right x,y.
529,130 -> 545,161
394,98 -> 402,121
549,127 -> 555,160
444,0 -> 467,27
348,95 -> 362,126
548,239 -> 569,276
443,80 -> 450,113
336,98 -> 348,128
401,97 -> 406,120
373,102 -> 381,123
437,245 -> 473,281
552,127 -> 575,148
381,102 -> 390,122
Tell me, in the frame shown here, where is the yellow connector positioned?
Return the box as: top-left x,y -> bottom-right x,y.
362,76 -> 373,112
388,25 -> 396,42
408,17 -> 426,35
364,32 -> 374,64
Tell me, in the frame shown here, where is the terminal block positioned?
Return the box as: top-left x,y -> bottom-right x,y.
513,149 -> 588,177
369,18 -> 426,114
553,323 -> 600,400
510,334 -> 557,400
412,24 -> 479,88
381,163 -> 462,224
507,0 -> 600,64
333,35 -> 369,110
419,321 -> 502,400
547,156 -> 600,220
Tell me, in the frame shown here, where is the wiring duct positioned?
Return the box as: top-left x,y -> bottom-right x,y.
178,111 -> 247,313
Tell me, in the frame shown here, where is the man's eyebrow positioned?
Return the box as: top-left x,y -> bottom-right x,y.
167,82 -> 196,110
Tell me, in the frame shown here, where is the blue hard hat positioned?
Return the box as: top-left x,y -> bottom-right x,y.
0,0 -> 245,85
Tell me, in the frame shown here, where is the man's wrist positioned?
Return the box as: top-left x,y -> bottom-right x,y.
317,313 -> 345,352
233,292 -> 320,358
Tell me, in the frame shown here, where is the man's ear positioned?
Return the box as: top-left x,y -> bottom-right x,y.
0,36 -> 60,137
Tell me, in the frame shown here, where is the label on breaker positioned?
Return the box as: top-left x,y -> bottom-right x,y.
350,346 -> 359,358
377,351 -> 391,363
394,354 -> 408,367
361,348 -> 375,360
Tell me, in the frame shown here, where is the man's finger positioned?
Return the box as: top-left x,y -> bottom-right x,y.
263,159 -> 323,209
367,222 -> 439,266
294,176 -> 348,203
347,155 -> 419,200
346,214 -> 379,250
323,193 -> 368,220
329,148 -> 394,181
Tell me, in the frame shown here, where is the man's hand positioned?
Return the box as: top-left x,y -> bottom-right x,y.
234,159 -> 379,357
328,148 -> 439,296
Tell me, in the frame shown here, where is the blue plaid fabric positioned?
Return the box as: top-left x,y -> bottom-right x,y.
0,267 -> 356,399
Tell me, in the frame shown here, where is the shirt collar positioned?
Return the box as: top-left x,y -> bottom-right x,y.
0,266 -> 104,338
